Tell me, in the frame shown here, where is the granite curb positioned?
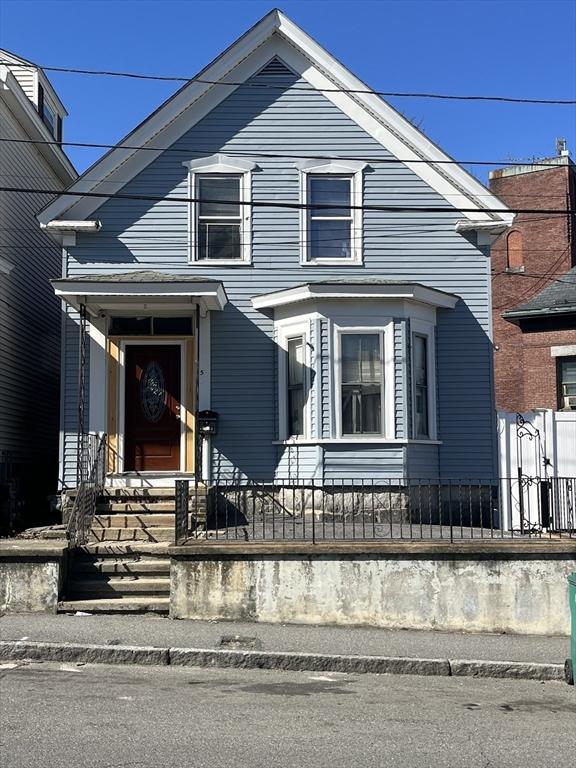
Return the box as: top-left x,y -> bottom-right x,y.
0,640 -> 565,681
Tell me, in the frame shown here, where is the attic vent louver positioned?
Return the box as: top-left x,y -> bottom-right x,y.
256,58 -> 295,78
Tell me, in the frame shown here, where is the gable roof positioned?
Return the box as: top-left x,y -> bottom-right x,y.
503,266 -> 576,321
37,9 -> 513,227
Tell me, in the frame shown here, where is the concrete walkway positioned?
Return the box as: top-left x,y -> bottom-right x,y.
0,613 -> 570,672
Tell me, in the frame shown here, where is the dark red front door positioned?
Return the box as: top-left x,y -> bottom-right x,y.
124,345 -> 181,471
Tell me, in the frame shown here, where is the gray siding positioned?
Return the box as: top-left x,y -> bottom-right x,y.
65,57 -> 495,483
323,445 -> 405,480
406,443 -> 440,480
0,98 -> 63,483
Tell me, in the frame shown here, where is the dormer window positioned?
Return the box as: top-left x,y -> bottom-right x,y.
37,83 -> 61,141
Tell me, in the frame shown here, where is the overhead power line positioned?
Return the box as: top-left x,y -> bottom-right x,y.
2,60 -> 575,104
0,136 -> 569,171
1,185 -> 573,215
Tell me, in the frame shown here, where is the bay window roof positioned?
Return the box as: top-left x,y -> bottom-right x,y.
252,279 -> 459,311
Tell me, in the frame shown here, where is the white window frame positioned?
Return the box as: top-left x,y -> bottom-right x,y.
410,319 -> 437,440
277,319 -> 311,441
334,321 -> 395,440
183,154 -> 257,266
298,160 -> 367,266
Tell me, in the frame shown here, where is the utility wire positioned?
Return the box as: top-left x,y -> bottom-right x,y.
2,60 -> 574,104
1,185 -> 572,215
1,136 -> 569,170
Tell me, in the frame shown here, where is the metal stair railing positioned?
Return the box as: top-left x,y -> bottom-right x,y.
67,433 -> 107,547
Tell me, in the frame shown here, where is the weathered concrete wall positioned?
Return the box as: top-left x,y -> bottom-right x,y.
171,547 -> 576,636
0,542 -> 67,613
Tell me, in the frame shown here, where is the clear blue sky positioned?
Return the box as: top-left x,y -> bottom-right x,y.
1,0 -> 575,182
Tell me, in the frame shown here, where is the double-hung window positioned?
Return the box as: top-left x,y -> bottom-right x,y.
308,176 -> 352,261
558,357 -> 576,410
299,160 -> 367,265
287,336 -> 305,437
184,154 -> 257,265
196,175 -> 242,261
340,333 -> 383,436
413,335 -> 429,438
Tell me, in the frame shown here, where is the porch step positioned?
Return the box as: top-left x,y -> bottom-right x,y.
58,597 -> 170,614
79,542 -> 171,555
72,557 -> 170,576
96,502 -> 205,513
88,527 -> 175,543
69,486 -> 207,499
92,514 -> 199,528
69,577 -> 170,596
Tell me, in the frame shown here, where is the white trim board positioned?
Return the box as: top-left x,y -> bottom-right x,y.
37,10 -> 513,227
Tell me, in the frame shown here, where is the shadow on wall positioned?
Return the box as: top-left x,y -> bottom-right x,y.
210,303 -> 315,482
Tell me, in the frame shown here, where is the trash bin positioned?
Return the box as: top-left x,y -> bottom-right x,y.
566,572 -> 576,685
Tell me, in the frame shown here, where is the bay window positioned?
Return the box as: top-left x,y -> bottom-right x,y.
413,334 -> 429,438
287,336 -> 305,437
340,333 -> 383,436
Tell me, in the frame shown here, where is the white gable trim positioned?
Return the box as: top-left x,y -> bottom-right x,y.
37,10 -> 512,226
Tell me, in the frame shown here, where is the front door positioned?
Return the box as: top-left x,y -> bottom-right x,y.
124,345 -> 181,471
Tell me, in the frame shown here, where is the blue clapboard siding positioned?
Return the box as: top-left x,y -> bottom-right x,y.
394,320 -> 406,439
64,58 -> 495,484
276,444 -> 322,480
323,445 -> 406,481
319,319 -> 332,440
406,443 -> 440,480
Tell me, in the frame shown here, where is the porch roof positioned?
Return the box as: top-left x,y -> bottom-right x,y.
51,271 -> 228,314
251,279 -> 459,311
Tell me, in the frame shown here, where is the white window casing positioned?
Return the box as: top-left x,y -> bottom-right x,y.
183,154 -> 258,265
276,318 -> 312,441
410,318 -> 437,441
297,160 -> 368,266
333,321 -> 395,439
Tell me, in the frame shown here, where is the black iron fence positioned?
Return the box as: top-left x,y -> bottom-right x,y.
67,433 -> 107,546
174,476 -> 576,545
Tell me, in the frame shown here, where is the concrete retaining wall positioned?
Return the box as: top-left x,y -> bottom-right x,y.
170,543 -> 576,636
0,542 -> 67,613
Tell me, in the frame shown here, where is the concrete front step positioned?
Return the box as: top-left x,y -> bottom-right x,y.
96,502 -> 206,513
89,527 -> 175,543
70,486 -> 207,499
72,558 -> 171,576
93,513 -> 199,528
79,542 -> 171,555
58,596 -> 170,614
70,577 -> 170,596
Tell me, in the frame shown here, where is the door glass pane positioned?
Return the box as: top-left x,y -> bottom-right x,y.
198,222 -> 241,260
310,219 -> 351,260
309,176 -> 351,216
198,176 -> 240,217
140,360 -> 167,423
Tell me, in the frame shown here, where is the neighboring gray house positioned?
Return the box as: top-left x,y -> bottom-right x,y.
0,51 -> 76,528
38,10 -> 513,496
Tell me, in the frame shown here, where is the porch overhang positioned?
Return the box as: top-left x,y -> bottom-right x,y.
51,271 -> 228,315
252,280 -> 459,311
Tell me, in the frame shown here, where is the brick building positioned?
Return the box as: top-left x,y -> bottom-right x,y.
489,152 -> 576,412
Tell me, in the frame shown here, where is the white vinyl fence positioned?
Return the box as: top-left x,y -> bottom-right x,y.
498,410 -> 576,532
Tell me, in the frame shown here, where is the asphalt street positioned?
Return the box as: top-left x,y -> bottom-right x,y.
1,661 -> 575,768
